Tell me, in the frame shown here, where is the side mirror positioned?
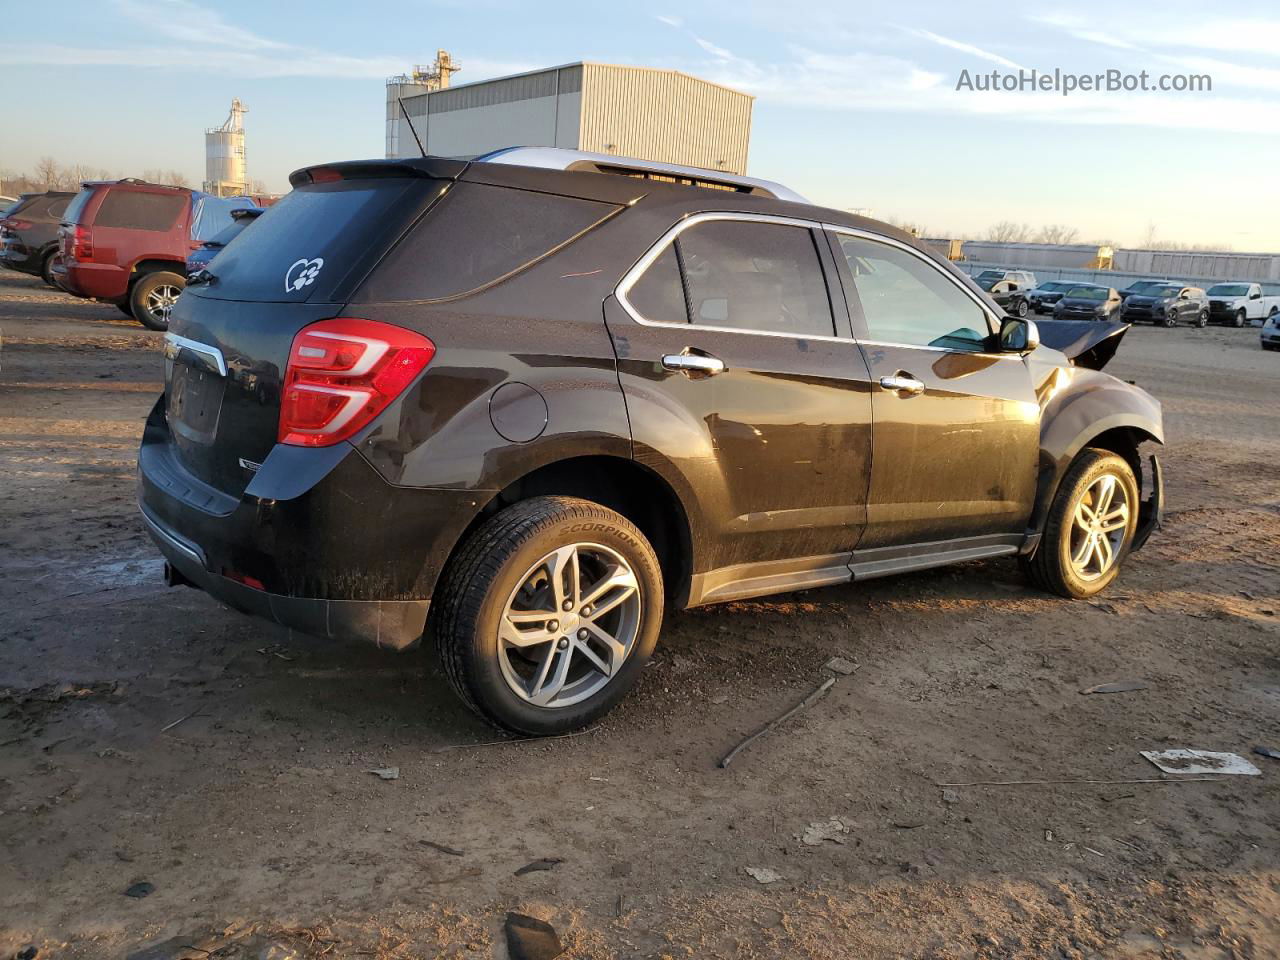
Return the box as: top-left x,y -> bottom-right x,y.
999,316 -> 1039,353
1249,291 -> 1261,300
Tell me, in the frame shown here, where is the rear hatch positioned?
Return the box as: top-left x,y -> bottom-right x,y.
161,164 -> 459,499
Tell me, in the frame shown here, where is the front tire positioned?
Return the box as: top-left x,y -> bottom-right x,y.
433,496 -> 664,735
1022,449 -> 1139,599
1234,309 -> 1247,328
1197,309 -> 1209,328
129,270 -> 184,331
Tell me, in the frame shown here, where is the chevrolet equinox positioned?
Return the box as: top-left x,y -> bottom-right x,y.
139,148 -> 1164,735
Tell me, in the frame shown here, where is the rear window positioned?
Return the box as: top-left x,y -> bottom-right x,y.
194,178 -> 445,303
356,182 -> 619,302
93,189 -> 187,231
62,189 -> 94,225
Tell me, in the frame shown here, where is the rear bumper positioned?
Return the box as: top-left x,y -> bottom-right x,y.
142,504 -> 431,649
0,241 -> 40,273
137,398 -> 485,650
52,259 -> 129,301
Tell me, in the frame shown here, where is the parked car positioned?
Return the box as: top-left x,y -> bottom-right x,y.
186,207 -> 263,276
1027,280 -> 1078,314
1052,286 -> 1123,321
139,148 -> 1163,735
1205,282 -> 1280,328
1120,283 -> 1209,327
1119,279 -> 1175,302
974,274 -> 1031,316
53,179 -> 258,330
0,191 -> 75,284
1261,311 -> 1280,351
974,268 -> 1038,291
0,195 -> 21,216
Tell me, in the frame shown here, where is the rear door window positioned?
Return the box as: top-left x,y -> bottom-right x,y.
626,244 -> 688,325
677,219 -> 834,336
196,178 -> 445,303
93,190 -> 187,231
357,182 -> 619,302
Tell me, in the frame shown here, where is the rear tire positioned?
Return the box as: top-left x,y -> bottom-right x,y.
130,270 -> 184,331
40,250 -> 57,286
1015,299 -> 1028,318
433,496 -> 664,735
1022,449 -> 1139,599
1197,309 -> 1209,327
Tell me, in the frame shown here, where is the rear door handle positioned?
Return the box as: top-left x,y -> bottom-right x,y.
662,352 -> 726,376
879,373 -> 925,396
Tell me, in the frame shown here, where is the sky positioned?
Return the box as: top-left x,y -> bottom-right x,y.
2,0 -> 1279,250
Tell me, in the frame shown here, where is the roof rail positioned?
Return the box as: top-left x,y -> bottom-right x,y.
473,147 -> 809,204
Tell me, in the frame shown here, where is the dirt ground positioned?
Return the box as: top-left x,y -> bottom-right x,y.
0,269 -> 1277,959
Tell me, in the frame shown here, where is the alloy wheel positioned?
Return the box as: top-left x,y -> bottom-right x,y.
145,284 -> 181,325
497,542 -> 642,708
1068,474 -> 1130,582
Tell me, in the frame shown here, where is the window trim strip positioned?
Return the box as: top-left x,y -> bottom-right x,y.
615,212 -> 1009,353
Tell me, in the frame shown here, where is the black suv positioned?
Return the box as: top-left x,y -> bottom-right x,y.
0,191 -> 74,284
1120,283 -> 1209,327
139,150 -> 1164,735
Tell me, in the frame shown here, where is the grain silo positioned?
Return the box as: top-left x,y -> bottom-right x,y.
386,60 -> 753,175
203,99 -> 248,197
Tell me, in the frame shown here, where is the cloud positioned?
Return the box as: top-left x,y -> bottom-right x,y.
655,14 -> 683,28
1033,11 -> 1280,59
904,28 -> 1026,70
673,30 -> 1280,135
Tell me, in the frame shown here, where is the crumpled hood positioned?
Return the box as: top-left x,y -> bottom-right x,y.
1035,318 -> 1130,371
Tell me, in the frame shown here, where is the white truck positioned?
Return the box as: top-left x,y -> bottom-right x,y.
1205,282 -> 1280,327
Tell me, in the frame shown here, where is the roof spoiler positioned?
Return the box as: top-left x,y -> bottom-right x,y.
289,158 -> 469,188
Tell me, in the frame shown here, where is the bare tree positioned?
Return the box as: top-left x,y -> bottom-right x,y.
1035,224 -> 1080,245
34,156 -> 60,191
1140,222 -> 1159,248
984,221 -> 1033,243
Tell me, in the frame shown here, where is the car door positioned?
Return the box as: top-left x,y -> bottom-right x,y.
825,227 -> 1040,555
609,212 -> 875,597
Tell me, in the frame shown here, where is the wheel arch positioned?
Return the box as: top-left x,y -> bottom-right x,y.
128,257 -> 186,283
442,455 -> 696,609
1027,399 -> 1164,549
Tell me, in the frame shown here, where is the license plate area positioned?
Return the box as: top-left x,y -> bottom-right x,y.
165,335 -> 227,445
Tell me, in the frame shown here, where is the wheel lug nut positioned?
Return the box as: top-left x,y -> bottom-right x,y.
562,600 -> 573,611
581,605 -> 592,616
557,637 -> 569,650
578,629 -> 589,641
547,620 -> 559,632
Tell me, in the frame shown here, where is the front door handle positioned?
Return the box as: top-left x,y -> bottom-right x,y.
662,352 -> 726,376
879,373 -> 925,396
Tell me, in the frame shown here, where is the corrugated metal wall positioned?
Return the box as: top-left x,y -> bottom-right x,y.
387,63 -> 753,173
578,64 -> 752,175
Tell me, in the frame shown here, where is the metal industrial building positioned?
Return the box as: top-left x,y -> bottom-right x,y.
386,57 -> 753,175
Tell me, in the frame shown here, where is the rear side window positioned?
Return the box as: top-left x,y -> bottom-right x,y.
358,183 -> 618,302
677,220 -> 834,336
196,178 -> 444,303
93,190 -> 187,231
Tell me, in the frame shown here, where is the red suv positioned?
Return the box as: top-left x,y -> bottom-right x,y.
55,180 -> 257,330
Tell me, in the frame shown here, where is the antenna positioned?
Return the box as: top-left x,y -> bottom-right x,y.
397,95 -> 426,157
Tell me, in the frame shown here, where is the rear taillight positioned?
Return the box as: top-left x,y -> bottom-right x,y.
70,225 -> 93,260
279,317 -> 436,447
2,218 -> 32,231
